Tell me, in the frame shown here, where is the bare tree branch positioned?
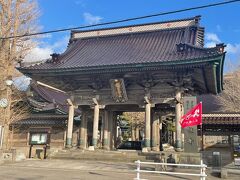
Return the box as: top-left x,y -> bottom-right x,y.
0,0 -> 40,149
217,70 -> 240,112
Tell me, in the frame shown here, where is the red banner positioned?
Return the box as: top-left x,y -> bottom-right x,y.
180,102 -> 202,128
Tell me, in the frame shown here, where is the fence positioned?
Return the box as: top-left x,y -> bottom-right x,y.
135,160 -> 207,180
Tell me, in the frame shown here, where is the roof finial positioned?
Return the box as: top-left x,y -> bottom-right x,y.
194,15 -> 201,25
50,53 -> 60,63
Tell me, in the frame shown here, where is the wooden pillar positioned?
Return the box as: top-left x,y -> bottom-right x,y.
66,103 -> 74,148
108,111 -> 113,150
112,112 -> 117,149
175,90 -> 182,151
92,104 -> 99,148
159,117 -> 162,151
152,113 -> 159,151
103,110 -> 110,150
144,102 -> 151,149
100,114 -> 104,148
79,111 -> 87,149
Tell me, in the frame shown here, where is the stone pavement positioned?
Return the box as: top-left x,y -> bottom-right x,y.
0,159 -> 240,180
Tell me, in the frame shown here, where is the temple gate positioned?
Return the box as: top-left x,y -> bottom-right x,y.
19,16 -> 225,152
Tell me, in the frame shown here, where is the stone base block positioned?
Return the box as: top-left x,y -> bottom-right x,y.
152,147 -> 159,151
175,148 -> 183,152
103,147 -> 110,151
142,147 -> 149,153
88,146 -> 95,151
65,145 -> 72,149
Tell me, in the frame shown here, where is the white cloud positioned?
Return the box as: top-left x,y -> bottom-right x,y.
205,33 -> 222,48
205,42 -> 217,48
23,36 -> 69,63
24,46 -> 53,62
51,36 -> 69,52
83,12 -> 102,25
205,33 -> 221,44
204,32 -> 240,72
225,43 -> 240,54
205,33 -> 240,55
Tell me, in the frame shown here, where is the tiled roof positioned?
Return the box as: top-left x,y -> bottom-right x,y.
19,16 -> 225,73
30,82 -> 81,115
11,115 -> 68,126
203,114 -> 240,125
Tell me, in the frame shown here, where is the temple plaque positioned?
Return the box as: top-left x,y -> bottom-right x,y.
183,96 -> 198,153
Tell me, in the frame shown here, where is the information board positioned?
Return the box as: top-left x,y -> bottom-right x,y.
30,133 -> 48,145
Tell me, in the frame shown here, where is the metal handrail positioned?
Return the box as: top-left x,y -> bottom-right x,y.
134,160 -> 207,180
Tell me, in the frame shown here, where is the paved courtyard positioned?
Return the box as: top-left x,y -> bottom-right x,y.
0,159 -> 240,180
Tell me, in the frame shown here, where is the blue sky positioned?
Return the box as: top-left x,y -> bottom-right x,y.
25,0 -> 240,71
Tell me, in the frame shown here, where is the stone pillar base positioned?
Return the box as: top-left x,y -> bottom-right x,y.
142,147 -> 149,152
152,147 -> 159,151
79,138 -> 86,149
103,139 -> 110,150
175,148 -> 183,152
92,138 -> 97,148
88,146 -> 95,151
103,147 -> 110,151
65,138 -> 72,148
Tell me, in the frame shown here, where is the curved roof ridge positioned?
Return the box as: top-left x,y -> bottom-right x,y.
71,15 -> 201,34
203,113 -> 240,117
71,16 -> 201,40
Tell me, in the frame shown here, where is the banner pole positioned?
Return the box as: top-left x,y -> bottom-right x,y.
200,102 -> 203,162
201,123 -> 203,151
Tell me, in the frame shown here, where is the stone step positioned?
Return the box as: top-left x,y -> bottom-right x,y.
49,149 -> 204,165
50,150 -> 158,162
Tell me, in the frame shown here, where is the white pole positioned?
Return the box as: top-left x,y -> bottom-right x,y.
136,160 -> 141,180
200,159 -> 207,180
202,161 -> 206,180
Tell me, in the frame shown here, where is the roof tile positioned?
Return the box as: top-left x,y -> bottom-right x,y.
19,18 -> 224,72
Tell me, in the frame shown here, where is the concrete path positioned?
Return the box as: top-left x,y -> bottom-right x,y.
0,159 -> 239,180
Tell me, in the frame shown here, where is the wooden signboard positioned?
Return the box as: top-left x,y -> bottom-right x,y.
183,96 -> 198,153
